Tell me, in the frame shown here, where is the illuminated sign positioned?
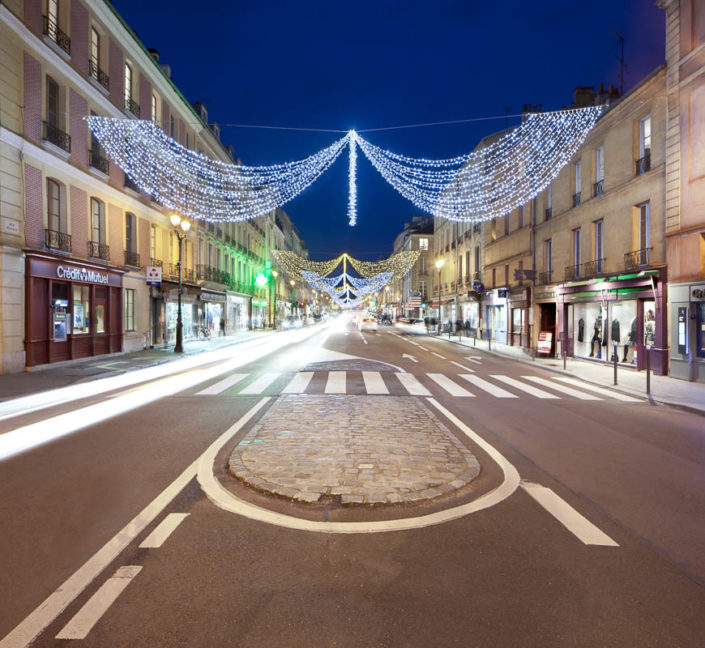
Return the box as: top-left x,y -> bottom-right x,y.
56,265 -> 109,284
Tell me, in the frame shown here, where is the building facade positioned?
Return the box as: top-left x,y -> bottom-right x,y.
390,216 -> 433,319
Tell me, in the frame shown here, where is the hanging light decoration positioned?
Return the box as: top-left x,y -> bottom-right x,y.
347,130 -> 358,226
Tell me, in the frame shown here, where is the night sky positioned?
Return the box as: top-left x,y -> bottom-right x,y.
112,0 -> 665,260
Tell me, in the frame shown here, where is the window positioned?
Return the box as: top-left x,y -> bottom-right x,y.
594,219 -> 604,272
640,116 -> 651,158
595,146 -> 604,196
504,214 -> 509,235
545,239 -> 552,275
150,224 -> 157,261
46,76 -> 59,127
47,0 -> 58,28
124,288 -> 135,332
47,179 -> 61,231
573,228 -> 581,269
124,63 -> 134,113
151,94 -> 158,123
419,280 -> 427,297
91,198 -> 105,243
73,285 -> 90,334
504,264 -> 509,286
419,256 -> 426,274
573,161 -> 582,206
474,245 -> 480,274
638,202 -> 650,264
491,219 -> 497,241
465,251 -> 470,276
418,237 -> 428,250
125,212 -> 136,252
170,115 -> 175,138
90,27 -> 100,68
545,183 -> 552,220
518,205 -> 525,228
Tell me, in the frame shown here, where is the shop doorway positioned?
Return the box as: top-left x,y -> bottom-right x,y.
539,303 -> 556,356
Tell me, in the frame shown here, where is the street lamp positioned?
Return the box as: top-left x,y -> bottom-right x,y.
289,279 -> 295,317
169,213 -> 191,353
435,258 -> 445,334
271,269 -> 278,329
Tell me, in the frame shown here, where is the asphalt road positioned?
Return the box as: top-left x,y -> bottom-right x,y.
1,320 -> 704,647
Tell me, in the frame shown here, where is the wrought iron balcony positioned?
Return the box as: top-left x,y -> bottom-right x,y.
635,153 -> 651,176
43,121 -> 71,152
89,149 -> 109,174
42,15 -> 70,55
88,58 -> 109,90
538,270 -> 552,285
124,250 -> 140,267
545,208 -> 552,220
88,240 -> 109,260
582,258 -> 606,276
124,96 -> 140,117
625,248 -> 651,271
564,265 -> 579,282
44,228 -> 71,252
149,258 -> 162,268
124,175 -> 139,192
572,192 -> 581,208
182,267 -> 194,282
169,263 -> 179,277
593,180 -> 604,197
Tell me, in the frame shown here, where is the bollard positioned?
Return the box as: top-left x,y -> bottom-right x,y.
473,333 -> 476,347
646,347 -> 651,395
488,331 -> 492,352
613,343 -> 618,385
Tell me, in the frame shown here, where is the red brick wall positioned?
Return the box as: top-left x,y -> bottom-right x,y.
69,88 -> 88,168
24,164 -> 43,248
162,102 -> 170,134
70,185 -> 88,258
23,52 -> 42,142
23,0 -> 42,37
140,73 -> 151,119
108,38 -> 123,109
70,0 -> 89,76
108,202 -> 122,266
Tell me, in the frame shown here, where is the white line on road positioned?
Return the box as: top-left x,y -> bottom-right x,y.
281,372 -> 313,394
553,377 -> 642,402
55,566 -> 143,640
458,374 -> 517,398
362,372 -> 389,395
520,482 -> 619,546
417,345 -> 429,351
431,352 -> 447,359
490,375 -> 560,399
427,373 -> 474,397
395,372 -> 431,396
196,373 -> 247,396
138,513 -> 190,549
239,373 -> 281,394
464,357 -> 482,365
450,361 -> 475,373
325,371 -> 346,393
359,332 -> 368,345
0,399 -> 269,648
522,376 -> 601,400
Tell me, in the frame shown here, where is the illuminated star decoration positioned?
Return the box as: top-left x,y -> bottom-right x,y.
86,106 -> 604,226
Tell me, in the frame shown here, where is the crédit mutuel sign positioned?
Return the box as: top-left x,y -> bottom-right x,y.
56,265 -> 109,285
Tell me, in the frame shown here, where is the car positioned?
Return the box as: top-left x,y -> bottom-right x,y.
394,318 -> 427,334
282,316 -> 303,330
358,317 -> 378,332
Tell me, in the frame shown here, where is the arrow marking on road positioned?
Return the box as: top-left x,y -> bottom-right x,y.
402,353 -> 418,363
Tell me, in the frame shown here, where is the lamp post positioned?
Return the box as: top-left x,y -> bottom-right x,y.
169,213 -> 191,353
289,279 -> 296,317
271,269 -> 278,329
435,258 -> 445,334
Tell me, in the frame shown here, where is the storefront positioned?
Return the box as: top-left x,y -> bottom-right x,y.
461,291 -> 482,336
25,252 -> 123,367
558,271 -> 667,375
509,287 -> 531,348
227,292 -> 250,333
483,288 -> 508,343
668,281 -> 705,382
164,284 -> 200,344
198,288 -> 227,336
534,289 -> 557,357
251,297 -> 267,328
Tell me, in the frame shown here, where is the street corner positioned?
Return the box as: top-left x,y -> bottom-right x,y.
227,394 -> 481,508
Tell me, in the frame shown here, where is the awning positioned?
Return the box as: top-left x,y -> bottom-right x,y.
428,299 -> 454,308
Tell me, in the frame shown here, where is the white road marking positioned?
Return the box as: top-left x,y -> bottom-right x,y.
138,513 -> 189,549
197,397 -> 521,533
450,361 -> 475,373
55,566 -> 143,640
427,373 -> 474,397
325,371 -> 346,393
0,399 -> 268,648
362,372 -> 389,395
395,373 -> 432,396
464,357 -> 482,365
491,375 -> 560,399
417,345 -> 429,351
402,353 -> 419,363
554,377 -> 642,402
196,373 -> 248,396
459,374 -> 517,398
281,372 -> 314,394
521,482 -> 619,546
522,376 -> 601,400
239,373 -> 281,394
359,332 -> 368,345
431,352 -> 447,359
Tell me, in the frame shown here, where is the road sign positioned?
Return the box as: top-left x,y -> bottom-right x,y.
146,266 -> 162,286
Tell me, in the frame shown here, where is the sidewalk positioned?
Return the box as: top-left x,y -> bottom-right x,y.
0,329 -> 272,402
431,332 -> 705,416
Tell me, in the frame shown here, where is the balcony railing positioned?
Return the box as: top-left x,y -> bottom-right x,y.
88,240 -> 109,260
89,149 -> 109,174
625,248 -> 651,271
183,267 -> 194,282
124,96 -> 140,117
545,208 -> 552,220
196,265 -> 231,284
124,175 -> 140,193
88,58 -> 109,90
538,270 -> 552,285
150,258 -> 162,268
582,258 -> 606,276
564,265 -> 579,282
169,263 -> 179,277
124,250 -> 140,267
44,228 -> 71,252
572,192 -> 581,208
593,180 -> 604,197
635,153 -> 651,176
42,15 -> 70,55
43,121 -> 71,152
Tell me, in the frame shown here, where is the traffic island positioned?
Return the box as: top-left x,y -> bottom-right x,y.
228,394 -> 481,506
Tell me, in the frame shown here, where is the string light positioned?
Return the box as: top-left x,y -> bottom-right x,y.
348,130 -> 358,226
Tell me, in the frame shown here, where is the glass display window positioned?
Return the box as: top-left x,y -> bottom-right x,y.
73,285 -> 90,334
643,299 -> 656,348
609,300 -> 637,364
573,302 -> 606,359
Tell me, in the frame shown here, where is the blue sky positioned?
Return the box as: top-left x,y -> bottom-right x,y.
113,0 -> 665,260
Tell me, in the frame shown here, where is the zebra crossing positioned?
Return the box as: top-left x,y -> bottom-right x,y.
194,370 -> 643,402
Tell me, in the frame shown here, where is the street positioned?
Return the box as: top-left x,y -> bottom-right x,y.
1,320 -> 704,647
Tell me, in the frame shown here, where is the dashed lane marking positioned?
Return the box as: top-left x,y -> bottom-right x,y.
431,352 -> 447,359
450,361 -> 475,373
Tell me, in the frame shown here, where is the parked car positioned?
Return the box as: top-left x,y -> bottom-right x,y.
358,317 -> 378,332
282,316 -> 303,330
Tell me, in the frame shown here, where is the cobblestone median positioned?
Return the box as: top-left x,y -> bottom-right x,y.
229,395 -> 480,505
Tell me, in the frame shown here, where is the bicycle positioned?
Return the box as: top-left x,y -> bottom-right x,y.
197,326 -> 211,341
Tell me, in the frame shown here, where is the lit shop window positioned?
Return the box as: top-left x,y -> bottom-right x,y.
73,285 -> 90,333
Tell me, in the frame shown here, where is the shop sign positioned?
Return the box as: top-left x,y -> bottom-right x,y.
146,266 -> 162,286
472,281 -> 484,292
200,290 -> 226,302
537,331 -> 552,354
56,265 -> 108,285
536,290 -> 555,301
692,288 -> 705,300
498,289 -> 508,298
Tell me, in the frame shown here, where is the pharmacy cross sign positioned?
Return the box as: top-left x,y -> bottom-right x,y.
146,266 -> 162,286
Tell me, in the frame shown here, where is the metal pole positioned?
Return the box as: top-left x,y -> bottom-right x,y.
613,342 -> 618,385
646,347 -> 651,394
175,234 -> 184,353
563,340 -> 566,371
437,270 -> 441,335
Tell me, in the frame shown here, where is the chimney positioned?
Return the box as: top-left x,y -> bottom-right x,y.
160,63 -> 172,79
573,86 -> 596,107
148,48 -> 159,62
